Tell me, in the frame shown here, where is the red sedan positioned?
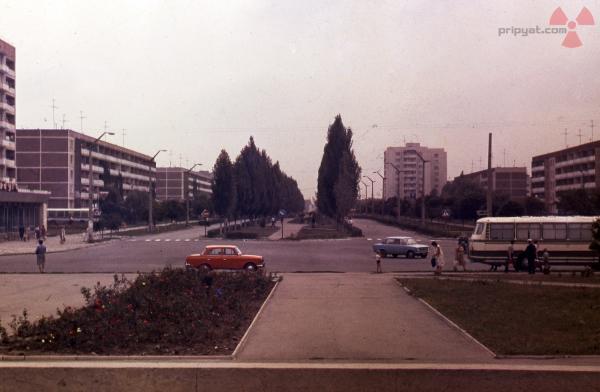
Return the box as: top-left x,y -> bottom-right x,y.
185,245 -> 265,272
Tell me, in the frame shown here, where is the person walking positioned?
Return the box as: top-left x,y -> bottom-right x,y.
34,226 -> 40,241
505,240 -> 515,273
35,239 -> 47,273
432,241 -> 445,275
453,240 -> 467,272
59,226 -> 66,245
375,250 -> 382,273
18,225 -> 25,241
525,239 -> 537,275
41,225 -> 47,240
542,248 -> 551,275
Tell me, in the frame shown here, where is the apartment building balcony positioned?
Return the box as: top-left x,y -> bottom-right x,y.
81,148 -> 153,172
555,169 -> 595,181
0,82 -> 15,95
0,157 -> 16,168
0,63 -> 15,77
0,138 -> 15,150
555,182 -> 596,192
80,163 -> 105,174
80,178 -> 104,187
0,101 -> 15,114
0,119 -> 15,129
555,156 -> 595,168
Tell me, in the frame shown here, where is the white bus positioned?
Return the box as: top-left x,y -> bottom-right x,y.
47,208 -> 91,223
469,216 -> 599,266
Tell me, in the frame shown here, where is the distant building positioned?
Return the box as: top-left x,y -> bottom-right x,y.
1,38 -> 50,235
383,143 -> 447,200
16,129 -> 156,209
457,167 -> 529,200
531,140 -> 600,213
155,167 -> 212,201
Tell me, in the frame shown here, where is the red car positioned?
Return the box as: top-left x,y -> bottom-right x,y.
185,245 -> 265,272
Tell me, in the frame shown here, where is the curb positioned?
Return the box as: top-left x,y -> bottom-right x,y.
232,275 -> 282,359
396,280 -> 497,358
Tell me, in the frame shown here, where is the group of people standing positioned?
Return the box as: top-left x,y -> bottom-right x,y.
511,239 -> 550,275
18,225 -> 46,242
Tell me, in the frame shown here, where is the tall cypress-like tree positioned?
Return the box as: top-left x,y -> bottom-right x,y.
211,150 -> 236,219
317,115 -> 361,219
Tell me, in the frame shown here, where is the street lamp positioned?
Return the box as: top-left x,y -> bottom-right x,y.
385,162 -> 402,223
373,170 -> 385,215
148,149 -> 167,232
360,181 -> 368,213
363,175 -> 375,214
87,131 -> 115,242
185,163 -> 202,226
412,151 -> 429,226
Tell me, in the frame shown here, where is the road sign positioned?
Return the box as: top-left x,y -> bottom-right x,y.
442,209 -> 450,218
278,209 -> 287,217
476,209 -> 488,217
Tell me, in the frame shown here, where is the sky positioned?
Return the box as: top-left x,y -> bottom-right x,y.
2,0 -> 600,198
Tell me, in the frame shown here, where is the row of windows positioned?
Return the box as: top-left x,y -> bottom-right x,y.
489,223 -> 592,241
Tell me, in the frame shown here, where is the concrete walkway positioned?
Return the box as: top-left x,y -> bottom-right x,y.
0,234 -> 102,257
267,219 -> 304,240
236,273 -> 493,362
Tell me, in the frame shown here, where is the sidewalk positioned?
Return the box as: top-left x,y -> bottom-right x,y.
0,234 -> 102,256
236,273 -> 492,361
267,219 -> 304,240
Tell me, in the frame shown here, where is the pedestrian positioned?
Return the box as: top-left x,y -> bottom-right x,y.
453,240 -> 467,272
271,217 -> 275,227
18,225 -> 25,241
525,239 -> 537,275
34,226 -> 40,240
375,250 -> 382,273
311,214 -> 316,228
41,225 -> 47,240
505,240 -> 515,273
59,225 -> 66,244
35,239 -> 47,273
542,248 -> 551,275
432,241 -> 445,275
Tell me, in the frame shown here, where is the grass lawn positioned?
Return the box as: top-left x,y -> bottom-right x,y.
228,225 -> 279,238
452,272 -> 600,285
397,278 -> 600,355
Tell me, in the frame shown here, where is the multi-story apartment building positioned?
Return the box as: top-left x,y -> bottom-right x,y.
1,38 -> 50,235
383,143 -> 447,200
531,141 -> 600,213
16,129 -> 156,209
457,167 -> 529,200
155,167 -> 212,201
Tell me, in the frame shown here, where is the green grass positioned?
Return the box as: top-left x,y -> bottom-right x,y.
397,278 -> 600,355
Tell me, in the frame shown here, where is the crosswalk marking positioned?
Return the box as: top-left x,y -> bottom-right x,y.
145,239 -> 151,242
165,239 -> 171,242
154,239 -> 161,242
185,239 -> 191,242
175,239 -> 181,242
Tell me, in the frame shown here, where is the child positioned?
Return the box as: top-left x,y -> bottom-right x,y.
375,251 -> 382,273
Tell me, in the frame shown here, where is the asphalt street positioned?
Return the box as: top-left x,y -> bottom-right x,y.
0,219 -> 488,273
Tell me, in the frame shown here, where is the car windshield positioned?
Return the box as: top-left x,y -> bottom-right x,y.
233,246 -> 242,255
406,238 -> 417,245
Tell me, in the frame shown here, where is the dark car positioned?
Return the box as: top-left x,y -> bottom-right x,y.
372,236 -> 429,259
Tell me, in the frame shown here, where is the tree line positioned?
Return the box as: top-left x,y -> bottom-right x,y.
211,137 -> 305,221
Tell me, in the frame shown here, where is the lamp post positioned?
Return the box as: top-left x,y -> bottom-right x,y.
373,170 -> 385,215
185,163 -> 202,226
412,151 -> 429,226
87,131 -> 114,242
148,149 -> 167,232
360,181 -> 368,213
385,162 -> 402,223
363,175 -> 375,214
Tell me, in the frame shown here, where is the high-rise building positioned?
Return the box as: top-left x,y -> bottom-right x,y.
531,140 -> 600,213
16,129 -> 156,210
155,167 -> 212,201
383,143 -> 447,200
456,167 -> 529,200
1,38 -> 50,235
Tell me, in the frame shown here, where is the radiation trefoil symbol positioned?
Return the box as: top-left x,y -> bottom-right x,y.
550,7 -> 595,48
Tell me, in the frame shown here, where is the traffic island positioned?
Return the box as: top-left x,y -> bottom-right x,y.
0,267 -> 276,356
397,277 -> 600,356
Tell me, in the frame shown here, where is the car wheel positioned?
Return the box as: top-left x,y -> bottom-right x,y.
244,263 -> 257,272
200,264 -> 212,272
406,251 -> 415,259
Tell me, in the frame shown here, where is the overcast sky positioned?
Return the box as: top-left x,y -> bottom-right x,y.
2,0 -> 600,197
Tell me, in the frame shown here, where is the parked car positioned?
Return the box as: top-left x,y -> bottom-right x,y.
372,236 -> 429,258
185,245 -> 265,271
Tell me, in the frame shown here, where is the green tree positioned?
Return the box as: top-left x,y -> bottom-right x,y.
122,190 -> 149,224
316,115 -> 361,219
333,151 -> 359,221
524,196 -> 546,216
211,150 -> 236,219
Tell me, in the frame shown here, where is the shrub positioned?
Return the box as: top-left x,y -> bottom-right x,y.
1,267 -> 274,355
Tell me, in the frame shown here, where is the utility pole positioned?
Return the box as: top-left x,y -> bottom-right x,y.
148,150 -> 167,232
591,120 -> 595,142
486,133 -> 493,217
412,150 -> 428,226
563,128 -> 569,147
360,181 -> 368,213
61,114 -> 67,129
385,162 -> 402,224
121,128 -> 126,147
577,129 -> 583,145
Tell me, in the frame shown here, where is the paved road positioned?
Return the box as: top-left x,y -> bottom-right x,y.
0,219 -> 487,273
237,273 -> 493,362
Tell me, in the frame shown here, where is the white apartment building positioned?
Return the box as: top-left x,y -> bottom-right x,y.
383,143 -> 447,200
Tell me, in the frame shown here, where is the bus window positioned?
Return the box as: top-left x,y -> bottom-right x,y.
490,223 -> 514,240
542,223 -> 567,240
516,223 -> 541,240
474,223 -> 484,235
568,223 -> 593,241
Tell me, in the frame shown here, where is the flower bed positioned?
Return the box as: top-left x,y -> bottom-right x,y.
0,267 -> 275,355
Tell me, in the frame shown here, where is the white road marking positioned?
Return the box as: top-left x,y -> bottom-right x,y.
165,239 -> 171,242
175,239 -> 181,242
185,239 -> 191,242
154,239 -> 161,242
367,238 -> 372,241
145,239 -> 151,242
193,239 -> 199,242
